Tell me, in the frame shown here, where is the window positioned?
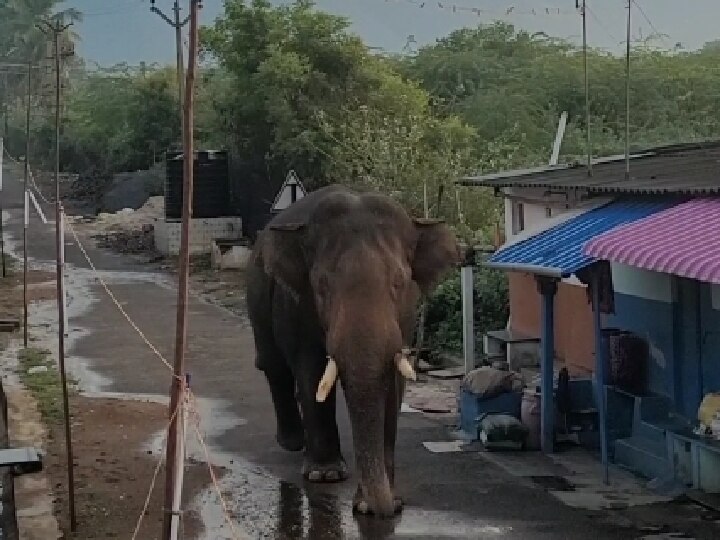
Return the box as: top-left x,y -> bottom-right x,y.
512,202 -> 525,234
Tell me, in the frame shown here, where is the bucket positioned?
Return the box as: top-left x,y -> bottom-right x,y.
521,390 -> 541,450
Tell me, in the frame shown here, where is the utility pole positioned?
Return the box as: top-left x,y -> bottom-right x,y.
150,0 -> 190,134
162,1 -> 200,539
39,18 -> 76,533
0,71 -> 7,278
625,0 -> 632,180
23,63 -> 31,348
579,0 -> 592,176
0,135 -> 5,279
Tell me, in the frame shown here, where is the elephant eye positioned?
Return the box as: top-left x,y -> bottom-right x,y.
392,272 -> 405,292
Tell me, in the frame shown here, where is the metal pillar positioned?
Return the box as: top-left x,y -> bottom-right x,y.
537,277 -> 558,454
592,269 -> 610,484
461,246 -> 476,374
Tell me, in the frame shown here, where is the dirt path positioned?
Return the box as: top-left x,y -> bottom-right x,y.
45,395 -> 208,539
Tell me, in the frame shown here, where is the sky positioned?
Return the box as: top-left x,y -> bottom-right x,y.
60,0 -> 720,66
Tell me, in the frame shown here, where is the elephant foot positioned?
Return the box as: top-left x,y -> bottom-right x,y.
276,429 -> 304,452
353,489 -> 403,517
302,458 -> 348,483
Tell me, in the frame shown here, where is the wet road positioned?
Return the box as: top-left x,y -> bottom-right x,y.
0,162 -> 669,539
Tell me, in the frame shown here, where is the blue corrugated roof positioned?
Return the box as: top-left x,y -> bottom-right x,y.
487,199 -> 678,277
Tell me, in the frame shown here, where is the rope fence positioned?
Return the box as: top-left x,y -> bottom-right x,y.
2,152 -> 247,539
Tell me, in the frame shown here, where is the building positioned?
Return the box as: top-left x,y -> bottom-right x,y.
462,141 -> 720,492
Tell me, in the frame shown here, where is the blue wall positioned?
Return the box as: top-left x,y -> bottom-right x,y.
607,269 -> 720,418
608,292 -> 675,398
700,285 -> 720,399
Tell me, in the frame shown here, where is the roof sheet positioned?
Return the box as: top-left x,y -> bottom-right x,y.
584,198 -> 720,284
461,141 -> 720,195
487,199 -> 677,277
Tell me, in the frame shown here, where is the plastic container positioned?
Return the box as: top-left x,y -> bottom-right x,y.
699,393 -> 720,428
521,390 -> 541,450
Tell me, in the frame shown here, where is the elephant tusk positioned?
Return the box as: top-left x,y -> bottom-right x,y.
395,349 -> 417,381
316,356 -> 338,402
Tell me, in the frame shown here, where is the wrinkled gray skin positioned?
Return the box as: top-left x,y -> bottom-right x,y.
246,185 -> 461,517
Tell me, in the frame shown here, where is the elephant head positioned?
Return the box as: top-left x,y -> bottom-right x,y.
259,187 -> 461,516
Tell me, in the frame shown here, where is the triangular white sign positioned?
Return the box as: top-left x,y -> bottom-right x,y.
271,170 -> 307,212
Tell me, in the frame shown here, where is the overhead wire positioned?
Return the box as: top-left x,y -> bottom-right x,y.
632,0 -> 674,49
382,0 -> 576,17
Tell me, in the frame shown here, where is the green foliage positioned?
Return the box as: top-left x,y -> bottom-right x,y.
425,264 -> 509,354
405,22 -> 720,163
17,348 -> 70,422
60,68 -> 181,176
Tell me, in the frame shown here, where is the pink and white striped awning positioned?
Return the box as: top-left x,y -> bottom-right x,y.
584,198 -> 720,284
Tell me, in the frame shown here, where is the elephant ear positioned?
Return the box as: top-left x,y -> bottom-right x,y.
259,222 -> 308,300
411,218 -> 463,295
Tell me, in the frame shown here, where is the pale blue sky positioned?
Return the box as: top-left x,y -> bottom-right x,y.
61,0 -> 720,66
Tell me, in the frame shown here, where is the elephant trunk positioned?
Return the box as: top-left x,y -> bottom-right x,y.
344,374 -> 395,517
326,301 -> 402,517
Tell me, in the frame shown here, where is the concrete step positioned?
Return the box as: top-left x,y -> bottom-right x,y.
615,436 -> 670,480
638,395 -> 673,423
634,420 -> 667,445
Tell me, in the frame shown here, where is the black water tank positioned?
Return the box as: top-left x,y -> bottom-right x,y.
165,150 -> 230,219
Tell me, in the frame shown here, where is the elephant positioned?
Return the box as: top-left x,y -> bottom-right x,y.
246,184 -> 461,517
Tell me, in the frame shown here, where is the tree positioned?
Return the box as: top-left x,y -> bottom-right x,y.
60,67 -> 181,176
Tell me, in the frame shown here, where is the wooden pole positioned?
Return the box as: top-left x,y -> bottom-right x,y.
43,18 -> 77,531
163,1 -> 199,538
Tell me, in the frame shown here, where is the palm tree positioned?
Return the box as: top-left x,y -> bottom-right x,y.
0,1 -> 83,114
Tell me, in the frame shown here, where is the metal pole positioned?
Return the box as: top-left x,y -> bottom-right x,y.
538,277 -> 558,454
163,1 -> 199,538
47,20 -> 77,531
582,0 -> 592,176
0,136 -> 5,278
592,269 -> 609,484
549,111 -> 568,166
461,247 -> 475,374
23,64 -> 31,348
625,0 -> 632,180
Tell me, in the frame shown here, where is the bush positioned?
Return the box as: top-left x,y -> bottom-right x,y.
424,264 -> 509,355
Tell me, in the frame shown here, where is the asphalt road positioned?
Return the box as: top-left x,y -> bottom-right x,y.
0,161 -> 700,539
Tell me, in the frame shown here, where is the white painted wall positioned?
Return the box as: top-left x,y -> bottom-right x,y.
499,188 -> 612,288
712,285 -> 720,310
155,217 -> 244,256
611,263 -> 675,304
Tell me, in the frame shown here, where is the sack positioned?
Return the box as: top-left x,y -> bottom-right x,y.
463,367 -> 522,400
478,413 -> 529,450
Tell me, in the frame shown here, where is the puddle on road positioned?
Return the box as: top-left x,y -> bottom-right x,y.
195,470 -> 512,540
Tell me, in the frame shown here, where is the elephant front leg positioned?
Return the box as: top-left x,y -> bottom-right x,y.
296,355 -> 348,483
